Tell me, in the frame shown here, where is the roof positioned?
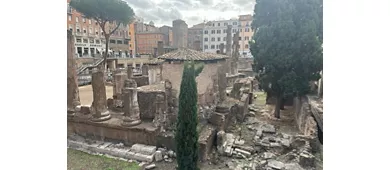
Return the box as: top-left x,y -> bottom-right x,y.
157,48 -> 228,61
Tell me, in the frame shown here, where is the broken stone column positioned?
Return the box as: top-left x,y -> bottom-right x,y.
219,43 -> 225,55
67,30 -> 80,117
113,72 -> 127,108
127,66 -> 134,79
142,64 -> 149,76
91,70 -> 111,122
153,93 -> 167,132
226,25 -> 232,56
231,32 -> 240,75
122,79 -> 141,127
217,63 -> 227,103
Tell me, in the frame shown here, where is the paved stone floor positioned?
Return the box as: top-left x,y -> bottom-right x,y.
78,85 -> 113,105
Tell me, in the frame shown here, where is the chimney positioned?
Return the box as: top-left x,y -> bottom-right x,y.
157,41 -> 164,56
226,25 -> 232,56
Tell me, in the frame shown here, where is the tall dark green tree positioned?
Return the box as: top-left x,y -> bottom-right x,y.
250,0 -> 323,118
69,0 -> 135,69
175,61 -> 203,170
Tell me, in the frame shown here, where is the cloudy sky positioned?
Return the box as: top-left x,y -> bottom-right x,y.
125,0 -> 255,27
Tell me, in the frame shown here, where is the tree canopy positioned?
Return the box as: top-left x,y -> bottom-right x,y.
175,61 -> 203,170
250,0 -> 323,118
70,0 -> 135,68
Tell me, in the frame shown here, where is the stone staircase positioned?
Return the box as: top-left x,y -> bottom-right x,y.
76,58 -> 104,75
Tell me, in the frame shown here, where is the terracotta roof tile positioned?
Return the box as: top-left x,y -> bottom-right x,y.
158,48 -> 228,61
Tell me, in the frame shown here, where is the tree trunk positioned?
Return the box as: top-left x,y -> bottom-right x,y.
274,94 -> 282,119
266,91 -> 271,104
104,35 -> 109,71
280,97 -> 285,110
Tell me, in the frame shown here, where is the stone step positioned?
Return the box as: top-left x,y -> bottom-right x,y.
131,143 -> 157,155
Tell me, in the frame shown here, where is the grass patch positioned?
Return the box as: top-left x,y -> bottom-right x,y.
67,149 -> 140,170
253,91 -> 267,106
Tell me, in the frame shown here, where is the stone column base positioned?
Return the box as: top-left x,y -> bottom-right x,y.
121,117 -> 142,127
91,111 -> 111,122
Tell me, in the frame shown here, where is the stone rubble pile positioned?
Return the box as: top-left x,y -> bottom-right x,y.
67,136 -> 178,169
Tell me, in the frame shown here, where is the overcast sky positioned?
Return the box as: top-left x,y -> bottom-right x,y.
125,0 -> 255,27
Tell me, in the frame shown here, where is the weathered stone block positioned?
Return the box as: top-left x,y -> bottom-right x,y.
155,150 -> 163,162
131,144 -> 157,155
198,125 -> 217,162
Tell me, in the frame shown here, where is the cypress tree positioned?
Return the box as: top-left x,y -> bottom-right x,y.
175,61 -> 203,170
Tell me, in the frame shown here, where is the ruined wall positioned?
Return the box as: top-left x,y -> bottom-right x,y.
137,84 -> 167,120
293,96 -> 318,138
161,61 -> 220,106
67,120 -> 158,146
132,75 -> 149,87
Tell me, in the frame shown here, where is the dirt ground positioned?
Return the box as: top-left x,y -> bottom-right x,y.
78,85 -> 113,105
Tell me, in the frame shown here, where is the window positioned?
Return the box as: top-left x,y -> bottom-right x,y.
117,40 -> 123,44
244,36 -> 249,40
89,19 -> 92,24
245,28 -> 250,32
76,28 -> 80,33
211,30 -> 215,34
224,22 -> 228,26
83,28 -> 87,33
217,30 -> 221,34
217,44 -> 220,49
239,37 -> 242,41
75,17 -> 79,23
233,22 -> 237,25
89,39 -> 94,43
204,45 -> 208,49
246,22 -> 249,26
240,29 -> 242,32
212,23 -> 215,26
96,40 -> 100,44
95,28 -> 98,35
76,38 -> 81,43
124,40 -> 129,44
89,28 -> 92,34
204,30 -> 208,34
82,17 -> 86,23
217,23 -> 220,26
223,29 -> 226,33
211,45 -> 215,49
245,44 -> 249,49
223,37 -> 226,41
68,15 -> 72,21
204,38 -> 208,42
109,40 -> 115,44
211,37 -> 215,42
217,37 -> 221,41
83,39 -> 88,43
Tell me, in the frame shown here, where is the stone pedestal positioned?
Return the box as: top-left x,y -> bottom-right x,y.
91,70 -> 111,122
113,72 -> 127,108
142,65 -> 149,76
67,30 -> 80,117
122,79 -> 142,127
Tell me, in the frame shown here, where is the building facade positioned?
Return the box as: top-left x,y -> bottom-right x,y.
238,14 -> 254,57
159,26 -> 172,46
67,0 -> 130,58
202,19 -> 240,54
188,23 -> 204,51
172,19 -> 188,48
129,22 -> 136,57
135,32 -> 165,55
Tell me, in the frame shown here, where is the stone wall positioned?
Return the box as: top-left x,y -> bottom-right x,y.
293,96 -> 318,138
161,61 -> 220,106
137,83 -> 167,120
132,75 -> 149,87
67,119 -> 158,146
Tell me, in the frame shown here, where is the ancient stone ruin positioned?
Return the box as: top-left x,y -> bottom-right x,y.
67,46 -> 321,169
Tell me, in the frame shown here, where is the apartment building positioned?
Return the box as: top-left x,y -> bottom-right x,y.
238,14 -> 254,57
136,32 -> 165,55
188,23 -> 204,51
202,19 -> 240,53
159,26 -> 173,46
129,22 -> 136,57
67,0 -> 130,58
